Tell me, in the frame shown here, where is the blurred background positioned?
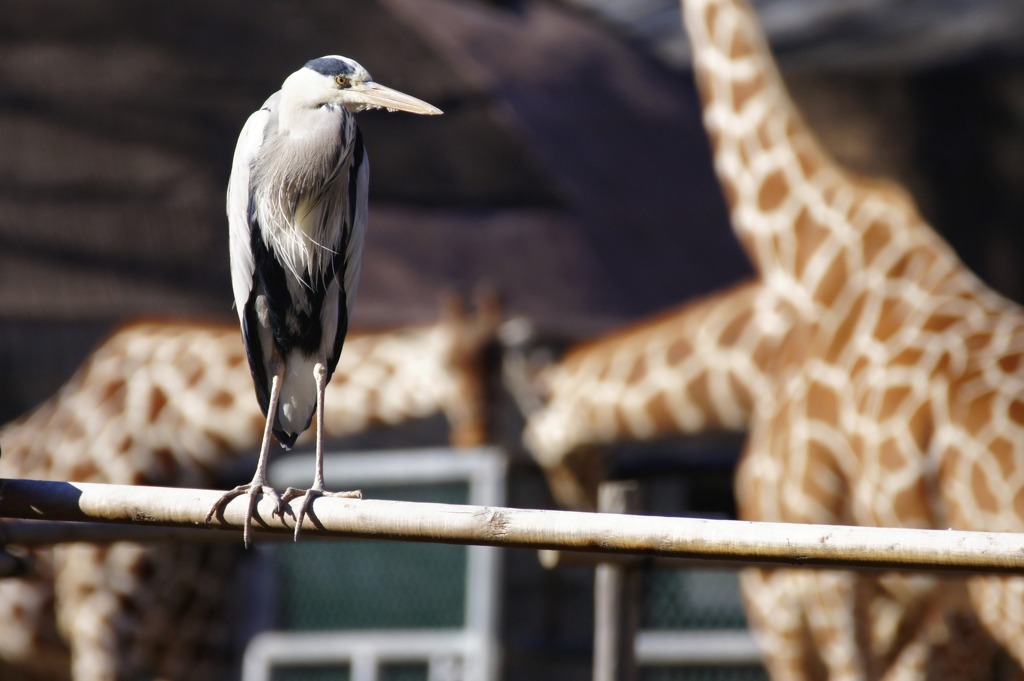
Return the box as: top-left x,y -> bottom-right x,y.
0,0 -> 1022,680
2,0 -> 1023,419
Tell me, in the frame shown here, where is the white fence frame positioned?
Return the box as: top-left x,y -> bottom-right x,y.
243,446 -> 506,681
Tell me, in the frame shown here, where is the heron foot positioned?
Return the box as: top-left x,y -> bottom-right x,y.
281,486 -> 362,541
205,483 -> 288,548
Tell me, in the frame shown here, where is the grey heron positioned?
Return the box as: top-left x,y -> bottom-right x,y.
207,55 -> 442,546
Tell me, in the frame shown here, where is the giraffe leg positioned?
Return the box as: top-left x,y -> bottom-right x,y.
282,362 -> 361,541
205,369 -> 288,548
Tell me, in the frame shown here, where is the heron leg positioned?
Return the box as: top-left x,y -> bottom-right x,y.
282,362 -> 361,540
205,368 -> 288,547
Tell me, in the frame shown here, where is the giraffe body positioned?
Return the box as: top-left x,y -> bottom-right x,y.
683,0 -> 1024,677
523,279 -> 784,509
0,297 -> 499,681
524,1 -> 1024,677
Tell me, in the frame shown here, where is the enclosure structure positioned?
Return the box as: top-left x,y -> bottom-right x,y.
245,447 -> 506,681
5,449 -> 1024,681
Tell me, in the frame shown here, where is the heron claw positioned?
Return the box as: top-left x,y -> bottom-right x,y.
282,486 -> 362,541
205,482 -> 289,548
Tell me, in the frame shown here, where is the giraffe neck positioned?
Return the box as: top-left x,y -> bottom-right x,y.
324,325 -> 461,434
524,280 -> 780,468
0,318 -> 491,486
683,0 -> 976,319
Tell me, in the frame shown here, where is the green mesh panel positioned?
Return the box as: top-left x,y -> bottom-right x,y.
641,666 -> 769,681
642,569 -> 749,630
275,482 -> 469,630
379,664 -> 428,681
271,666 -> 349,681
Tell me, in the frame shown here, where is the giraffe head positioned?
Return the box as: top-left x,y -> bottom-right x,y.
435,286 -> 504,448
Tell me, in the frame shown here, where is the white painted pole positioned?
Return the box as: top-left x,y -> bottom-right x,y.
1,478 -> 1024,574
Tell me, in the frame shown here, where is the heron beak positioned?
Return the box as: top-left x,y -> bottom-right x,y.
354,82 -> 443,115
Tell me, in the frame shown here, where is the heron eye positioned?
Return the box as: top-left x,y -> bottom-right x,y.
335,75 -> 351,88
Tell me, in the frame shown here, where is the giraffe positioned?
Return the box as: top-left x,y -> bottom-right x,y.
520,0 -> 1022,676
521,277 -> 784,510
681,0 -> 1024,677
0,291 -> 501,681
519,278 -> 1000,680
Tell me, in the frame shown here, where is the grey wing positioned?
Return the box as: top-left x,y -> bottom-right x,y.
322,134 -> 369,380
342,143 -> 370,317
226,93 -> 278,323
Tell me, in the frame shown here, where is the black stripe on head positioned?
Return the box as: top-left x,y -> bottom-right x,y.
304,57 -> 356,78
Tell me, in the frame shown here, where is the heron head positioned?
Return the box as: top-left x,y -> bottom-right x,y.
289,55 -> 442,116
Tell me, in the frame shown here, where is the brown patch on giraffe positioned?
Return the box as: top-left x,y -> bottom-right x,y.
990,437 -> 1016,480
1009,400 -> 1024,427
1014,487 -> 1024,523
892,483 -> 929,523
813,255 -> 847,307
185,364 -> 205,388
67,460 -> 100,481
862,220 -> 893,266
62,415 -> 86,441
686,374 -> 714,426
880,386 -> 912,416
884,253 -> 911,279
704,1 -> 721,41
737,137 -> 752,169
727,21 -> 756,60
907,402 -> 932,452
965,332 -> 994,353
226,352 -> 246,369
848,431 -> 864,461
102,378 -> 127,410
793,208 -> 829,279
731,71 -> 765,112
119,436 -> 134,453
74,581 -> 97,599
718,174 -> 738,210
202,429 -> 234,455
828,292 -> 866,358
666,337 -> 693,367
795,148 -> 823,179
784,112 -> 806,143
757,169 -> 788,213
892,346 -> 924,367
719,308 -> 753,347
728,373 -> 753,412
964,393 -> 993,434
755,110 -> 775,150
612,405 -> 633,442
148,386 -> 169,423
806,381 -> 837,426
879,438 -> 906,472
626,356 -> 647,385
922,313 -> 959,334
210,390 -> 234,409
802,440 -> 838,506
645,392 -> 676,432
873,296 -> 904,343
971,461 -> 999,514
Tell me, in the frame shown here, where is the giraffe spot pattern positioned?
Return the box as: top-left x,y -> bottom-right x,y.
971,461 -> 1000,514
757,169 -> 788,213
148,386 -> 169,423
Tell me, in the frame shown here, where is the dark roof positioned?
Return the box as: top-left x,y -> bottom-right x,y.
558,0 -> 1024,70
1,0 -> 1021,419
0,0 -> 751,337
